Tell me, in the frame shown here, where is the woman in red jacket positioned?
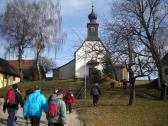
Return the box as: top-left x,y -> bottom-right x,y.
63,89 -> 75,113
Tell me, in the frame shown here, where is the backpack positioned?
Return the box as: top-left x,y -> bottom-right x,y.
65,93 -> 72,100
91,86 -> 99,95
48,100 -> 57,118
48,96 -> 58,118
5,89 -> 15,106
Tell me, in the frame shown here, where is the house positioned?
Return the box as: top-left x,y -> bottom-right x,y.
53,60 -> 75,80
161,53 -> 168,85
8,60 -> 37,80
53,6 -> 128,81
0,58 -> 20,88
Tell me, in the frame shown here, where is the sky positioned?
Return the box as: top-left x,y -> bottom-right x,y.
0,0 -> 113,67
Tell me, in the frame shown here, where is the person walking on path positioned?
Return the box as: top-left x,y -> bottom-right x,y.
23,85 -> 48,126
63,89 -> 75,113
3,84 -> 24,126
47,89 -> 67,126
90,83 -> 102,107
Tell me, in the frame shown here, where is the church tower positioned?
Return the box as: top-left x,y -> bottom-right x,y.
74,4 -> 106,79
53,4 -> 128,81
86,5 -> 100,41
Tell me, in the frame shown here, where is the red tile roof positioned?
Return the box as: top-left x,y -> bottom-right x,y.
8,60 -> 36,69
0,58 -> 20,76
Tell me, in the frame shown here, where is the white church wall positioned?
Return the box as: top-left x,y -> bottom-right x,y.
75,41 -> 106,78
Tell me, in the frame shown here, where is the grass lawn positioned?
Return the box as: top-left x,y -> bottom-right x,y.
0,79 -> 167,126
0,79 -> 83,98
76,82 -> 168,126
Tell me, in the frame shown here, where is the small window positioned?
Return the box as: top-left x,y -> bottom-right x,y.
165,68 -> 168,75
90,27 -> 95,32
13,76 -> 16,81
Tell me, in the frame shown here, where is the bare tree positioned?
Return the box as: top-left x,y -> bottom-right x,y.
1,0 -> 35,81
39,56 -> 55,79
0,0 -> 64,81
103,20 -> 155,105
106,0 -> 168,100
29,0 -> 64,80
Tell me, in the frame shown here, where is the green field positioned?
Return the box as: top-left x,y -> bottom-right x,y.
0,80 -> 83,98
76,82 -> 168,126
0,80 -> 167,126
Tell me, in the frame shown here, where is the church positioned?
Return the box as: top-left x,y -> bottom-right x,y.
53,6 -> 128,81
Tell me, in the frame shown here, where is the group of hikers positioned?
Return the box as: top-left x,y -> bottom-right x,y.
2,83 -> 102,126
3,84 -> 75,126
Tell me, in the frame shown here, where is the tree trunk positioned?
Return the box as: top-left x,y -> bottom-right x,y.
161,84 -> 167,100
128,78 -> 136,105
18,52 -> 23,81
158,67 -> 167,100
36,52 -> 41,80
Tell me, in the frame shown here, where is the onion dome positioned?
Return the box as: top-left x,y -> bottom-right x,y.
88,4 -> 97,23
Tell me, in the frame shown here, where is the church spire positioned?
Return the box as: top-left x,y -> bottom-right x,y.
88,2 -> 97,23
86,3 -> 100,41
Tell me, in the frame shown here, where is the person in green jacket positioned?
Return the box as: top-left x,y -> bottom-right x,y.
47,89 -> 67,126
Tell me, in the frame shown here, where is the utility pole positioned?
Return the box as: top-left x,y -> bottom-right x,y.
84,46 -> 87,99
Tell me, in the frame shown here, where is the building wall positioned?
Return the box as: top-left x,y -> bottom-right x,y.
0,73 -> 3,88
162,66 -> 168,85
13,76 -> 20,84
54,60 -> 75,80
161,53 -> 168,86
0,72 -> 20,88
123,68 -> 128,80
53,69 -> 59,79
75,41 -> 106,78
3,78 -> 7,87
115,67 -> 123,80
7,76 -> 13,85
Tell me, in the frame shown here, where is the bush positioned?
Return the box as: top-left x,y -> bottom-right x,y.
110,80 -> 118,88
101,75 -> 112,82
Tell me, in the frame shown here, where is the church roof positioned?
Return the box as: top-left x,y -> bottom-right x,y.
53,59 -> 75,70
74,39 -> 108,55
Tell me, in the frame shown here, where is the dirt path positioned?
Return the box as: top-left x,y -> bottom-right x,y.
0,98 -> 83,126
67,111 -> 83,126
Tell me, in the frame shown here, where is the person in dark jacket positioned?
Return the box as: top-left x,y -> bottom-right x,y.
90,83 -> 101,107
3,84 -> 24,126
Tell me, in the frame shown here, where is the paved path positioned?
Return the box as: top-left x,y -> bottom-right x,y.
0,99 -> 83,126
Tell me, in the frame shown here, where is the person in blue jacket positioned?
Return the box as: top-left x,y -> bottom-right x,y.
23,85 -> 48,126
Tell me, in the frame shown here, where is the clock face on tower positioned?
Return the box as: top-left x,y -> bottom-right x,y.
90,27 -> 95,32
